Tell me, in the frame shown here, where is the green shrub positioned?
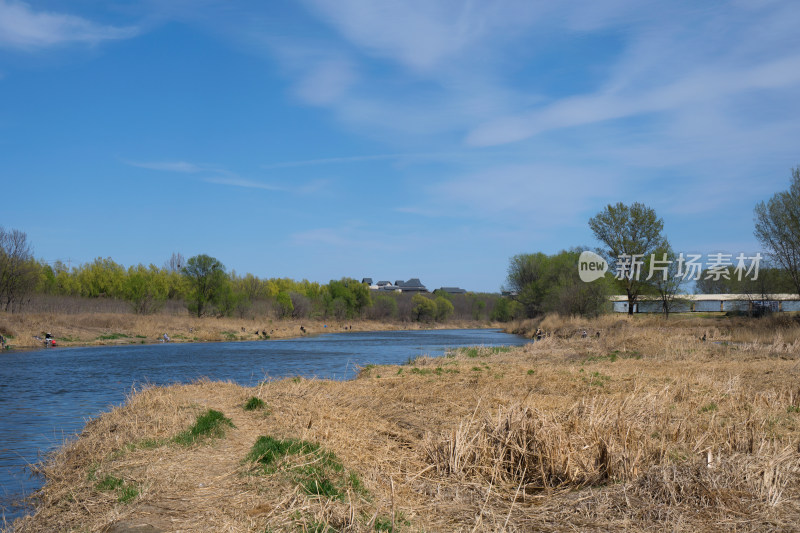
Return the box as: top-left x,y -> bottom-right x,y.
174,409 -> 234,446
243,396 -> 266,411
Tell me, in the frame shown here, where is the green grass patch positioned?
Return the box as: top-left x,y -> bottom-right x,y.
221,330 -> 238,340
247,436 -> 321,468
95,474 -> 139,503
243,396 -> 266,411
787,405 -> 800,414
700,402 -> 718,413
374,511 -> 411,531
96,474 -> 124,491
527,369 -> 536,375
134,335 -> 147,339
125,438 -> 167,452
174,409 -> 234,446
410,367 -> 432,375
117,485 -> 139,503
246,436 -> 365,501
584,350 -> 641,364
489,345 -> 512,354
460,345 -> 512,358
96,333 -> 129,340
582,370 -> 611,387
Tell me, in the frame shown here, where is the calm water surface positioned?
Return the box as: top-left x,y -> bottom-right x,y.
0,328 -> 527,522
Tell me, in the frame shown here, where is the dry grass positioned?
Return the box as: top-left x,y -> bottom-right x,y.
9,316 -> 800,532
0,311 -> 485,348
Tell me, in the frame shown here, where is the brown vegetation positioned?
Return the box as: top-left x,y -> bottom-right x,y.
0,310 -> 485,349
10,316 -> 800,532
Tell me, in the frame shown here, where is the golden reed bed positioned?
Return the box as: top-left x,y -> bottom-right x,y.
9,315 -> 800,532
0,313 -> 481,349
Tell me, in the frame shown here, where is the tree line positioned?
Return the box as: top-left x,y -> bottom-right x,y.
503,165 -> 800,319
0,241 -> 502,322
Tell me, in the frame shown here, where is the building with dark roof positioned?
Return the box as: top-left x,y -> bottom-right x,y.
397,278 -> 427,292
439,287 -> 467,294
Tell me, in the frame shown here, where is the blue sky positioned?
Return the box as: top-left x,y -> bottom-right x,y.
1,1 -> 799,292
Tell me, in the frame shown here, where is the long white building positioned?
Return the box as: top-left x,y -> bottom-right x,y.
611,294 -> 800,313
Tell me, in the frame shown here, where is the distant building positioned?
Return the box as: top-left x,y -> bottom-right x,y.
439,287 -> 467,294
367,278 -> 428,292
611,293 -> 800,314
397,278 -> 428,292
361,277 -> 373,285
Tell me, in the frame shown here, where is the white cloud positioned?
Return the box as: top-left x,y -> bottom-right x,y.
0,0 -> 138,49
300,0 -> 497,72
293,59 -> 356,106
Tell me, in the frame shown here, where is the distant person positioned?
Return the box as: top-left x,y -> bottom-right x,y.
0,334 -> 5,348
163,333 -> 170,342
581,330 -> 587,338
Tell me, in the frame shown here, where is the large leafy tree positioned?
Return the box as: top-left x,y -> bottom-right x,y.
326,277 -> 372,319
754,166 -> 800,296
122,264 -> 169,314
589,202 -> 668,315
182,254 -> 228,317
504,249 -> 612,318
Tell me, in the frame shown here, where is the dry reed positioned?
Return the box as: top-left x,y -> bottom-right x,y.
8,316 -> 800,532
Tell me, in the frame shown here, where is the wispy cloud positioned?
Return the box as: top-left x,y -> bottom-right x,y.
126,160 -> 206,173
300,0 -> 544,73
466,55 -> 800,146
203,176 -> 283,191
393,206 -> 443,218
262,152 -> 463,169
0,0 -> 138,49
126,159 -> 325,194
293,59 -> 357,106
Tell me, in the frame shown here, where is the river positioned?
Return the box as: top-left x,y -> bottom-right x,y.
0,328 -> 527,523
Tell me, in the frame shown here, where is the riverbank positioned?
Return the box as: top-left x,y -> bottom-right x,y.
0,312 -> 493,349
10,317 -> 800,532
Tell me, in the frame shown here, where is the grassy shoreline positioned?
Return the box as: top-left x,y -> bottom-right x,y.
0,312 -> 496,350
9,315 -> 800,531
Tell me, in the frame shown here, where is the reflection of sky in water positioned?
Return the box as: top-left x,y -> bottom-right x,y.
0,329 -> 528,522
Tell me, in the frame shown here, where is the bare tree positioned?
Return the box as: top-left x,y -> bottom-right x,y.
165,252 -> 185,273
0,227 -> 38,312
754,166 -> 800,296
648,247 -> 686,319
